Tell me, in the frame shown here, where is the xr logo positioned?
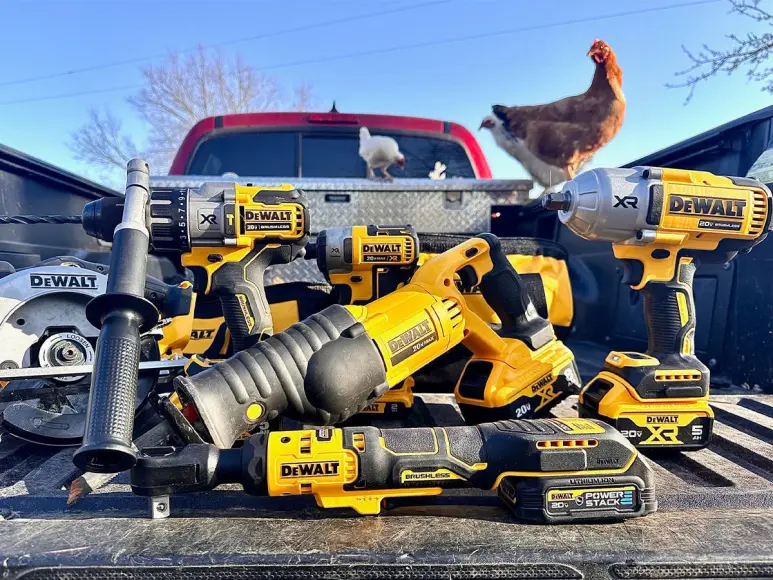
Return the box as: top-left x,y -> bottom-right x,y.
534,384 -> 559,409
613,195 -> 638,209
200,213 -> 217,225
642,425 -> 681,445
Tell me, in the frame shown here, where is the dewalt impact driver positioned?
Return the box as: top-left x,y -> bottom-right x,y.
80,181 -> 309,351
543,166 -> 772,450
131,417 -> 656,523
170,233 -> 580,450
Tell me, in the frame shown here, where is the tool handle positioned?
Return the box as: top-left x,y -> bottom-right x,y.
346,425 -> 484,490
211,246 -> 277,351
476,233 -> 554,350
144,276 -> 192,319
642,257 -> 697,358
74,159 -> 159,474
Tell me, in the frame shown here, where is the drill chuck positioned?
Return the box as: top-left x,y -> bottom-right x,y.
541,192 -> 571,212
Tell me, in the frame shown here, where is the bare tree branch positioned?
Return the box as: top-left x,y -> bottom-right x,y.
668,0 -> 773,103
69,47 -> 317,180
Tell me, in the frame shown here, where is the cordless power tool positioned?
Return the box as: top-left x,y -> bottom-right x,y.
81,181 -> 309,351
168,232 -> 580,450
543,166 -> 772,450
311,226 -> 576,420
131,417 -> 656,523
313,225 -> 419,415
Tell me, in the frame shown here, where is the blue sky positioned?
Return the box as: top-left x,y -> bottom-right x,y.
2,0 -> 772,185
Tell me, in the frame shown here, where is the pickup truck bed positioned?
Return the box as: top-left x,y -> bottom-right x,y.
3,343 -> 773,580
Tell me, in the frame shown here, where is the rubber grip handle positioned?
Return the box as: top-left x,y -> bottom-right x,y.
475,233 -> 554,350
211,246 -> 277,351
143,275 -> 192,319
78,311 -> 142,471
642,258 -> 697,358
347,425 -> 484,489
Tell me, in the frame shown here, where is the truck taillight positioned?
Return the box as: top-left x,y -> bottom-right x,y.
307,113 -> 359,124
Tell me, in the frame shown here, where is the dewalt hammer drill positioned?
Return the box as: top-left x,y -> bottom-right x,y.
543,166 -> 772,450
80,182 -> 310,351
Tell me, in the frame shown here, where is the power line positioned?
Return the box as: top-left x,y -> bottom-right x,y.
260,0 -> 723,71
0,0 -> 449,89
0,0 -> 722,107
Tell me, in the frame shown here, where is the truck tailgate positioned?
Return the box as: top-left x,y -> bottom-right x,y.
2,393 -> 773,578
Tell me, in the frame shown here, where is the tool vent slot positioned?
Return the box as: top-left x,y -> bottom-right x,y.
352,433 -> 366,452
294,206 -> 305,236
300,434 -> 312,454
749,190 -> 768,236
404,238 -> 416,263
442,299 -> 463,329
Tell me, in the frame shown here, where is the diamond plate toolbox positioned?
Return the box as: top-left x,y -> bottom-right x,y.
149,177 -> 533,234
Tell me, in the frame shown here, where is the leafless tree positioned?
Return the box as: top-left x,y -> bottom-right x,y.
668,0 -> 773,103
70,47 -> 316,181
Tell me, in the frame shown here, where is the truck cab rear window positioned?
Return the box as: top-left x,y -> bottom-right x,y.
186,130 -> 476,178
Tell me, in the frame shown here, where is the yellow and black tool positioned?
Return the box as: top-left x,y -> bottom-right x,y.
131,417 -> 656,523
170,233 -> 579,450
314,225 -> 419,304
311,225 -> 420,416
309,227 -> 576,419
81,182 -> 309,351
543,166 -> 772,450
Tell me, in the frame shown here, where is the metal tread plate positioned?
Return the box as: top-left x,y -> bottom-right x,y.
149,177 -> 534,234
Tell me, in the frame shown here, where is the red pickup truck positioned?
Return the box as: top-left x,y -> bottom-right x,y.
168,111 -> 493,179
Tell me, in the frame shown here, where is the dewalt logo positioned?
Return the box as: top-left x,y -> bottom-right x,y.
363,242 -> 402,253
30,274 -> 98,289
647,415 -> 679,424
387,319 -> 437,366
668,196 -> 746,219
190,329 -> 215,340
280,461 -> 340,478
244,210 -> 292,221
241,206 -> 297,232
530,374 -> 553,394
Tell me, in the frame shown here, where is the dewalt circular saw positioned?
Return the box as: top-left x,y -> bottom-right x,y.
0,256 -> 193,446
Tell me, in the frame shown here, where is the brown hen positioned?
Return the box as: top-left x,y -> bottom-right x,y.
482,39 -> 625,194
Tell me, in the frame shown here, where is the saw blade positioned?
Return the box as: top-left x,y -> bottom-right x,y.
0,358 -> 188,382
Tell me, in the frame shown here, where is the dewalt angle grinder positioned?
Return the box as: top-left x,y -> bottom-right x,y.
543,166 -> 772,450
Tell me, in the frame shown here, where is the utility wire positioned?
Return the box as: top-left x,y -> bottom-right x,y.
0,0 -> 449,89
0,0 -> 722,106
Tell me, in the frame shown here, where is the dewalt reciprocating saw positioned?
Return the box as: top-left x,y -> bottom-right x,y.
169,232 -> 580,450
131,416 -> 656,523
309,225 -> 578,421
544,166 -> 772,450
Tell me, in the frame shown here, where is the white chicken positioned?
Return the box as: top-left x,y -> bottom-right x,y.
428,161 -> 447,180
358,127 -> 405,180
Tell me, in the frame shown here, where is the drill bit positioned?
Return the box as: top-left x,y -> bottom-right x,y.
0,215 -> 82,225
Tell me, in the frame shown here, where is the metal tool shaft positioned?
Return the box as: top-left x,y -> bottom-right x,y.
0,359 -> 187,382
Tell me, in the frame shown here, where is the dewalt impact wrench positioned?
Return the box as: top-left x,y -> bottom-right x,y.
171,233 -> 580,450
81,181 -> 310,351
131,417 -> 656,523
543,166 -> 772,450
